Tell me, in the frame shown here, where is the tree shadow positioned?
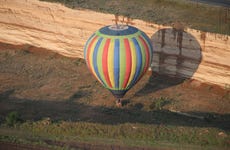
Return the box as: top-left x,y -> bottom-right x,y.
0,91 -> 229,131
136,27 -> 202,95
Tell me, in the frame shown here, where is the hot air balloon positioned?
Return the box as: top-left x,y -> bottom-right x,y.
84,24 -> 153,105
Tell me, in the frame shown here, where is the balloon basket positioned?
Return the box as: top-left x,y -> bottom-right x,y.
116,99 -> 122,107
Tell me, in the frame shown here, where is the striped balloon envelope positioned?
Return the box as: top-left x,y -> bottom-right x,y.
84,25 -> 153,98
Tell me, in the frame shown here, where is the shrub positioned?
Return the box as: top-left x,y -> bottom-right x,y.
149,97 -> 170,110
5,111 -> 21,126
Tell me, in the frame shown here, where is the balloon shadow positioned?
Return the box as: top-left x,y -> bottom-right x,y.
136,27 -> 202,95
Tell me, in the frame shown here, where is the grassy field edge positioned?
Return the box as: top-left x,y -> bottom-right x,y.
0,119 -> 229,150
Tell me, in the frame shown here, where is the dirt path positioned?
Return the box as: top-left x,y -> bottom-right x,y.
0,142 -> 49,150
0,141 -> 165,150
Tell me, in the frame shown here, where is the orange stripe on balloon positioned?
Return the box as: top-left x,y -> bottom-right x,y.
102,39 -> 112,88
122,38 -> 132,88
87,35 -> 98,75
139,35 -> 150,74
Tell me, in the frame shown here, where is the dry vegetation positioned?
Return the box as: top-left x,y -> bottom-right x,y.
42,0 -> 230,35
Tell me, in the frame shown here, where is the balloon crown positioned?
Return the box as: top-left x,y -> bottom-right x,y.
99,25 -> 139,36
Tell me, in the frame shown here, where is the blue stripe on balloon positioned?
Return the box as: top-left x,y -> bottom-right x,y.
141,32 -> 153,61
84,33 -> 95,59
128,37 -> 142,89
93,37 -> 105,84
114,39 -> 120,88
141,32 -> 152,49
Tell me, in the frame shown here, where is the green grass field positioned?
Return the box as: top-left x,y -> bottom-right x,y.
0,116 -> 229,150
42,0 -> 230,35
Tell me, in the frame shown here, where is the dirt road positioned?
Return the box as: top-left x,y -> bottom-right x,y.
0,141 -> 165,150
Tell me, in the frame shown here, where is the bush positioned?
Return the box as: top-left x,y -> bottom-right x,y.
149,97 -> 171,110
5,111 -> 21,126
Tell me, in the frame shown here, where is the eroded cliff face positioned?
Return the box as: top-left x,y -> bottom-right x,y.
0,0 -> 229,87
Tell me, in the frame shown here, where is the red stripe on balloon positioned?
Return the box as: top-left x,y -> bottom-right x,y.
87,35 -> 98,73
102,39 -> 112,88
139,35 -> 150,74
122,38 -> 132,88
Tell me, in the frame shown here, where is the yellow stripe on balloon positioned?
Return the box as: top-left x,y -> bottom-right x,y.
108,39 -> 115,87
89,37 -> 101,83
97,38 -> 107,86
127,38 -> 137,87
